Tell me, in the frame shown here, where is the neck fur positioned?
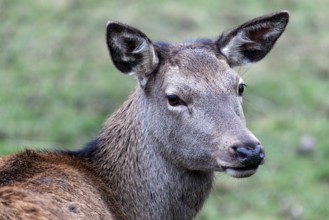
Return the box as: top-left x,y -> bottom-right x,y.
87,89 -> 214,220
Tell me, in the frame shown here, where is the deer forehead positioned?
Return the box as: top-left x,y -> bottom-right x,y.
162,48 -> 241,95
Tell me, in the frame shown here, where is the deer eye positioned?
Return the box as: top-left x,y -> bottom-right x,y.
167,95 -> 185,106
238,83 -> 247,96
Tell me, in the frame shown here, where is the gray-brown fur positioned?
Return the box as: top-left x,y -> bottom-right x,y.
0,150 -> 127,220
0,11 -> 289,220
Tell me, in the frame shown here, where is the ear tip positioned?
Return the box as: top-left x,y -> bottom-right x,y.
106,21 -> 126,32
279,10 -> 289,17
106,21 -> 118,28
277,10 -> 290,21
280,10 -> 290,15
266,10 -> 289,25
106,21 -> 113,27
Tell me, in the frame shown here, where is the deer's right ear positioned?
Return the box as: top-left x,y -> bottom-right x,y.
106,22 -> 159,87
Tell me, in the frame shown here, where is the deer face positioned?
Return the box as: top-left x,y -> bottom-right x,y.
146,45 -> 264,178
106,11 -> 289,178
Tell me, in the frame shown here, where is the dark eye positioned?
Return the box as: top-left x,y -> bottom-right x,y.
238,83 -> 247,96
167,95 -> 184,106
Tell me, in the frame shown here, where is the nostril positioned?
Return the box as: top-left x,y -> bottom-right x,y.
233,144 -> 265,167
234,146 -> 250,159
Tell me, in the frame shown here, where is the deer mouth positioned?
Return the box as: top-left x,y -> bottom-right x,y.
221,166 -> 259,178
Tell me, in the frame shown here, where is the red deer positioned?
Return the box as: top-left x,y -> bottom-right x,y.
0,11 -> 289,220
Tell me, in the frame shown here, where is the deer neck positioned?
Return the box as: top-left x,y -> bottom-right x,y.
90,89 -> 214,220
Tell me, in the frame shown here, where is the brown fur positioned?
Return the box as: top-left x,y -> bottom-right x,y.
0,151 -> 127,220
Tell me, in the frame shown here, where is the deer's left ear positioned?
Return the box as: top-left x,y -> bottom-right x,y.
217,11 -> 289,67
106,21 -> 159,87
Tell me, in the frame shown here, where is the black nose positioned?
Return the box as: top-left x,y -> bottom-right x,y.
233,144 -> 265,167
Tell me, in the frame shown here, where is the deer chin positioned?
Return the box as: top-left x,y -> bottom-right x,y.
221,166 -> 259,178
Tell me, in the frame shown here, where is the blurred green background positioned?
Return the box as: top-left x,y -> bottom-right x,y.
0,0 -> 328,219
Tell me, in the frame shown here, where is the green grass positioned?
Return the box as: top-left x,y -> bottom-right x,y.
1,0 -> 329,219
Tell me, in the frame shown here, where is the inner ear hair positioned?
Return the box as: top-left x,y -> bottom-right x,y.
106,21 -> 159,87
217,11 -> 289,67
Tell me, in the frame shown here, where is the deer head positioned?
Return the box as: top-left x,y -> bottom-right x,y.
106,11 -> 289,178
